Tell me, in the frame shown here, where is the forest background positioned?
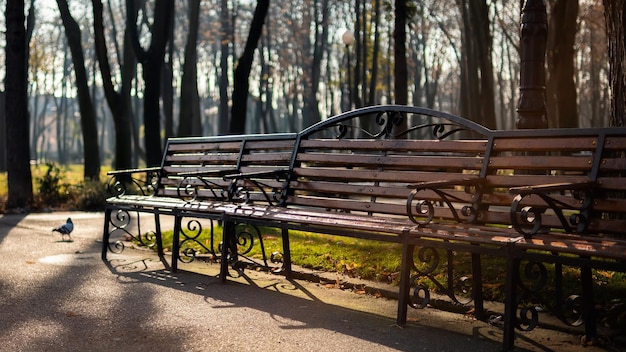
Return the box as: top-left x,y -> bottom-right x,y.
1,0 -> 625,210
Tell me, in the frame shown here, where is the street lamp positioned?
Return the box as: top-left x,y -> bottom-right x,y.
342,30 -> 355,110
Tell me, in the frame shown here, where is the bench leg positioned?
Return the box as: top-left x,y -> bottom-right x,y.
580,264 -> 597,342
281,228 -> 292,279
503,253 -> 519,351
471,252 -> 485,320
220,219 -> 235,283
171,215 -> 182,273
153,212 -> 165,261
397,242 -> 414,326
101,208 -> 112,260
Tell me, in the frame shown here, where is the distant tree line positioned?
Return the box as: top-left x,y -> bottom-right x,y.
2,0 -> 626,209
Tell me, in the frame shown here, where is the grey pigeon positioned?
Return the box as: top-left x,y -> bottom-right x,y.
52,217 -> 74,241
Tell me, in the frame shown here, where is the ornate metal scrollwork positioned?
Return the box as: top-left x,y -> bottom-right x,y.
177,219 -> 215,264
407,245 -> 474,310
177,176 -> 229,202
105,209 -> 158,254
312,109 -> 473,140
512,260 -> 588,332
510,184 -> 595,237
106,170 -> 159,197
511,261 -> 548,331
407,181 -> 481,225
226,223 -> 283,272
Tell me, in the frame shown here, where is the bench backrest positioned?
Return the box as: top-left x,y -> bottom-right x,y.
156,133 -> 296,204
274,105 -> 625,238
403,124 -> 626,238
281,106 -> 492,220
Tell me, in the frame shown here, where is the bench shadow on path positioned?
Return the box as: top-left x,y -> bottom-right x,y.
102,255 -> 548,352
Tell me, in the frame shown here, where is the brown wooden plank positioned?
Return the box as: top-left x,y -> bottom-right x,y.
300,138 -> 488,153
488,155 -> 593,170
297,153 -> 484,169
492,137 -> 598,152
604,136 -> 626,150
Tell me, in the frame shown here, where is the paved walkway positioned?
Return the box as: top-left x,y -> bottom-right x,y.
0,211 -> 609,352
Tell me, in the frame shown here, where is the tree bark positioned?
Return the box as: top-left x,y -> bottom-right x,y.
92,0 -> 134,171
5,0 -> 34,208
603,0 -> 626,127
56,0 -> 101,180
459,0 -> 496,128
394,0 -> 408,106
230,0 -> 270,134
179,0 -> 202,136
218,0 -> 231,135
547,0 -> 579,128
127,0 -> 174,166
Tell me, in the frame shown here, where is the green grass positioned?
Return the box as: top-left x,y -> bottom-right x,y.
0,163 -> 113,211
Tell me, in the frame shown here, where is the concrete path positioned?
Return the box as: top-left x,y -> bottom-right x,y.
0,211 -> 609,352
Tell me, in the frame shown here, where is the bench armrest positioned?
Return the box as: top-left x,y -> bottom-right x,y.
509,181 -> 596,237
106,166 -> 161,176
222,168 -> 291,205
223,168 -> 291,181
178,168 -> 239,178
509,181 -> 596,195
407,177 -> 484,190
406,178 -> 485,225
106,167 -> 162,197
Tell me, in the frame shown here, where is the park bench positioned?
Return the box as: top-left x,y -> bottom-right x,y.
102,105 -> 626,351
102,133 -> 297,272
400,125 -> 626,349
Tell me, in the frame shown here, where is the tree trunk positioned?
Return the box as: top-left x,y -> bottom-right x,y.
57,0 -> 101,180
5,0 -> 34,208
603,0 -> 626,127
179,0 -> 202,136
547,0 -> 579,128
127,0 -> 174,166
230,0 -> 270,134
218,0 -> 230,135
458,0 -> 496,129
0,92 -> 5,171
394,0 -> 408,135
92,0 -> 134,171
302,0 -> 329,128
368,0 -> 381,106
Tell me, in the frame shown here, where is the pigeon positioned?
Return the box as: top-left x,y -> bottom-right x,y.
52,217 -> 74,241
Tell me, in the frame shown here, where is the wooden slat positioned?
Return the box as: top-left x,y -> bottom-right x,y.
492,137 -> 598,152
300,138 -> 488,153
488,155 -> 593,170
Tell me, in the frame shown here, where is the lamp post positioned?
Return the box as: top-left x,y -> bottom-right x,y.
342,30 -> 355,110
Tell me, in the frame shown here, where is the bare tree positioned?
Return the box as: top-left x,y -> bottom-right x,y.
218,0 -> 231,135
5,0 -> 34,208
127,0 -> 174,166
459,0 -> 496,128
230,0 -> 269,134
394,0 -> 408,106
546,0 -> 578,128
56,0 -> 101,180
603,0 -> 626,127
92,0 -> 135,170
178,0 -> 202,136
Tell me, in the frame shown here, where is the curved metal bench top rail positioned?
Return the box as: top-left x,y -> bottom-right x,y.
300,105 -> 626,139
166,132 -> 298,144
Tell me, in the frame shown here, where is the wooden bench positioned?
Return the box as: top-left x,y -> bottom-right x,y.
102,105 -> 626,351
102,133 -> 297,272
400,126 -> 626,349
